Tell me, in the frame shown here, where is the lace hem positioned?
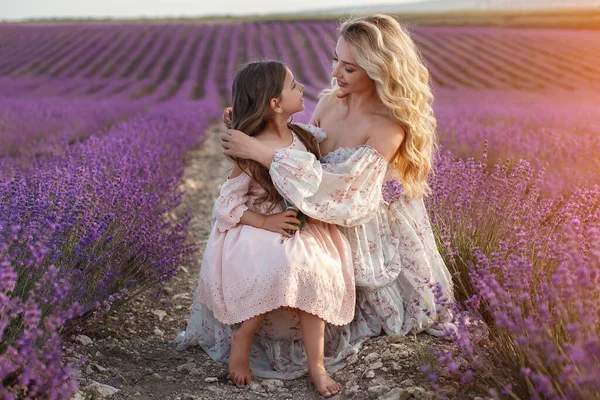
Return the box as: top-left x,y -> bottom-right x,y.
197,265 -> 355,326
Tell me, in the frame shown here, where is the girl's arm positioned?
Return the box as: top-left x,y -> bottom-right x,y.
239,209 -> 300,238
216,163 -> 300,236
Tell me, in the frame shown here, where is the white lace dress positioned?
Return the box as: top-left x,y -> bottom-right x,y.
174,123 -> 455,379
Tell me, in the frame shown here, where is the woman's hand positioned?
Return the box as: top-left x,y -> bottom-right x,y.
221,129 -> 276,168
222,107 -> 232,129
261,210 -> 301,237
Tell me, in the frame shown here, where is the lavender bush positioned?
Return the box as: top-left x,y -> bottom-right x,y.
424,147 -> 600,398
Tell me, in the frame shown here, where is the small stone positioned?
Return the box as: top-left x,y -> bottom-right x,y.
173,292 -> 190,300
75,335 -> 93,346
71,391 -> 85,400
85,365 -> 94,375
93,363 -> 108,372
249,382 -> 263,392
345,385 -> 360,396
347,354 -> 359,365
154,327 -> 165,337
83,381 -> 120,397
363,352 -> 380,363
368,385 -> 389,396
399,386 -> 428,400
151,309 -> 167,321
438,385 -> 457,397
388,334 -> 406,343
176,362 -> 196,373
134,392 -> 141,397
151,373 -> 162,379
397,350 -> 410,358
204,377 -> 218,383
261,378 -> 283,392
380,349 -> 393,361
261,379 -> 284,387
365,370 -> 375,379
368,361 -> 383,371
379,388 -> 402,400
400,379 -> 414,387
391,361 -> 402,371
189,368 -> 203,375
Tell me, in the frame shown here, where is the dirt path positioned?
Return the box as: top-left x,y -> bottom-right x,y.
66,125 -> 482,400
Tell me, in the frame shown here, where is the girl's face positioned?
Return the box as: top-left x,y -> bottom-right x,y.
331,36 -> 373,94
276,67 -> 305,115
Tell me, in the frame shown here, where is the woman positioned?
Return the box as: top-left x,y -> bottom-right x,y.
179,13 -> 455,390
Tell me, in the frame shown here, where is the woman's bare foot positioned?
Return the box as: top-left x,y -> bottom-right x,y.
308,365 -> 341,398
228,329 -> 253,386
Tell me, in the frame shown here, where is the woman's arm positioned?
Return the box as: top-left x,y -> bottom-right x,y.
268,119 -> 405,227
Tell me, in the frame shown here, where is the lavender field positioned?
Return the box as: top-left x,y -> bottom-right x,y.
1,21 -> 599,399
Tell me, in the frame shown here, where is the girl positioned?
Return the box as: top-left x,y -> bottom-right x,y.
181,61 -> 355,398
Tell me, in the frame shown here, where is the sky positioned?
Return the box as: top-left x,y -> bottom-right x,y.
1,0 -> 427,21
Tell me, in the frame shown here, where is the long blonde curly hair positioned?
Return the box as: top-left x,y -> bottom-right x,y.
332,14 -> 437,199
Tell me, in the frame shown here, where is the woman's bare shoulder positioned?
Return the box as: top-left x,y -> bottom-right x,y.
311,90 -> 341,125
365,115 -> 405,161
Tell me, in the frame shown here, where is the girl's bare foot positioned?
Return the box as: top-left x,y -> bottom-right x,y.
309,365 -> 341,398
228,330 -> 253,386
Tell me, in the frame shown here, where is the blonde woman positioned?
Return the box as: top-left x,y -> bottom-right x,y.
184,14 -> 455,391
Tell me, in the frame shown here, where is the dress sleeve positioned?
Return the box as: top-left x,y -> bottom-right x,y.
292,122 -> 327,143
269,145 -> 388,227
213,173 -> 252,232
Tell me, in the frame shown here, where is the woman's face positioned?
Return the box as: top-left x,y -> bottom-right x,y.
331,36 -> 373,94
277,67 -> 305,114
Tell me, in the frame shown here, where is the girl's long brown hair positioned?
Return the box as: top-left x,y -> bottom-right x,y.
230,61 -> 320,211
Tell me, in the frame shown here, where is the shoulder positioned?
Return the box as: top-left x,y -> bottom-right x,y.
253,133 -> 281,149
310,90 -> 338,125
365,115 -> 405,161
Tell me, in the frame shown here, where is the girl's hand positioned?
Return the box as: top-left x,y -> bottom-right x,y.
261,210 -> 301,237
222,107 -> 232,129
221,129 -> 276,168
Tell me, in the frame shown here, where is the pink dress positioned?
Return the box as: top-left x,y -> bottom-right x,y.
195,128 -> 356,327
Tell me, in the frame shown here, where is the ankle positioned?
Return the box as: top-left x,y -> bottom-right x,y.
308,363 -> 327,373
